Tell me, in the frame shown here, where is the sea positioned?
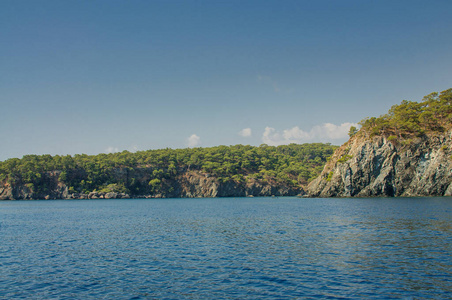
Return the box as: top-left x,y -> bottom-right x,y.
1,197 -> 451,299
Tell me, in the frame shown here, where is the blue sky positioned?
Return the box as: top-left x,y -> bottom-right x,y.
1,0 -> 451,161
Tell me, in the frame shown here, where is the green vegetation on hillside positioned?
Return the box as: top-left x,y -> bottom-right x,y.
0,143 -> 337,195
359,88 -> 452,139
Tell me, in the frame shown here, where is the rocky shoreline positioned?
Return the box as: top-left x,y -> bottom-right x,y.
2,131 -> 452,200
0,170 -> 303,200
308,130 -> 452,197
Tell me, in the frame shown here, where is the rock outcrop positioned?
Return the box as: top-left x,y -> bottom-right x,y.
308,130 -> 452,197
0,170 -> 302,200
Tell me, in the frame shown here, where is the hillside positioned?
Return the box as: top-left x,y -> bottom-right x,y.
0,143 -> 336,200
308,88 -> 452,197
3,89 -> 451,200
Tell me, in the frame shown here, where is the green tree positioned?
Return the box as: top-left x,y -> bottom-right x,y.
348,126 -> 358,137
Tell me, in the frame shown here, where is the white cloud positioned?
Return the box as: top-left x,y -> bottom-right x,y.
105,146 -> 119,154
262,127 -> 282,146
238,128 -> 252,137
282,126 -> 310,140
187,134 -> 201,147
262,122 -> 358,146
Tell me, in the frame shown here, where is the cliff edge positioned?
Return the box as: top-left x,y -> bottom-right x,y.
0,169 -> 303,200
308,130 -> 452,197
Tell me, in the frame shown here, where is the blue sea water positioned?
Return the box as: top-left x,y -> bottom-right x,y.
0,197 -> 451,299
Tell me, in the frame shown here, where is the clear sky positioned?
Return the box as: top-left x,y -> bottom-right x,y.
1,0 -> 451,161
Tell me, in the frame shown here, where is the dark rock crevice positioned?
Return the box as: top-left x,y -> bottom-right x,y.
308,131 -> 452,197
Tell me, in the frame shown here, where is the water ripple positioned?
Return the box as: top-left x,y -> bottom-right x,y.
0,197 -> 451,299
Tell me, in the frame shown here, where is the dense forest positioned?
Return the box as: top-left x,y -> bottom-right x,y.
353,88 -> 452,142
0,143 -> 337,197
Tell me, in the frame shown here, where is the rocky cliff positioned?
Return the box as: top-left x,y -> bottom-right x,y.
308,130 -> 452,197
0,143 -> 334,200
0,170 -> 302,200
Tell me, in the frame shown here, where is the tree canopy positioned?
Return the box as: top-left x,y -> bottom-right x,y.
358,88 -> 452,140
0,143 -> 337,195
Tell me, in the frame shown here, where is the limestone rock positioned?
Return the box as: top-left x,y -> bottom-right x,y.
308,130 -> 452,197
0,165 -> 302,200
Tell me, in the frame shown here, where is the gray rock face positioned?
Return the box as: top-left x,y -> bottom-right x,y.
0,169 -> 301,200
177,171 -> 301,198
308,130 -> 452,197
